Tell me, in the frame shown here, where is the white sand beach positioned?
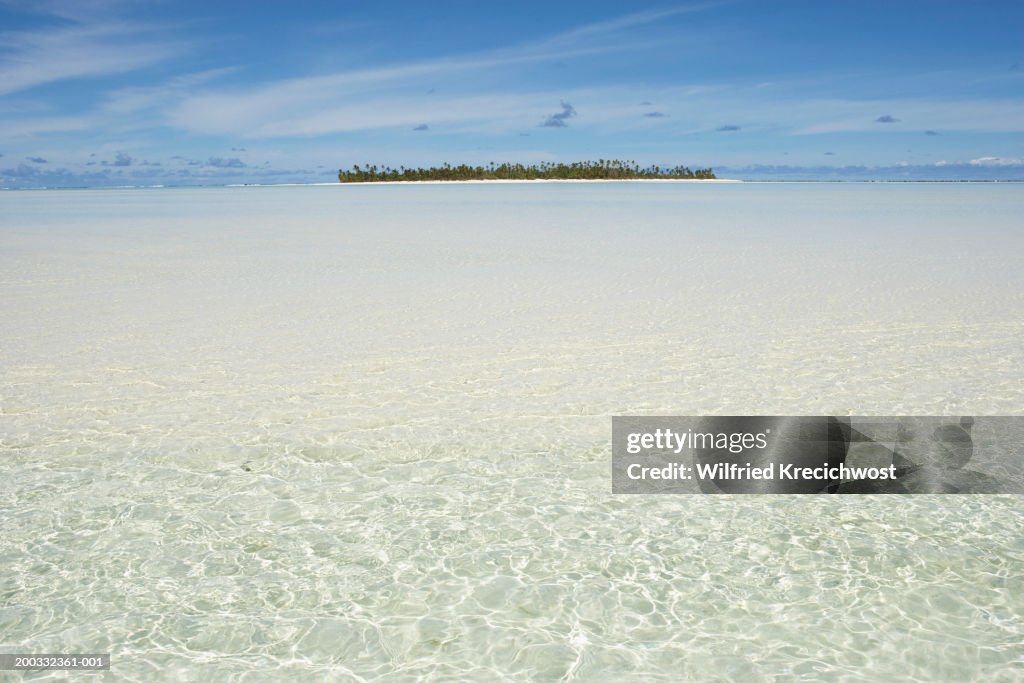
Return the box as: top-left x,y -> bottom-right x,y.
2,182 -> 1023,679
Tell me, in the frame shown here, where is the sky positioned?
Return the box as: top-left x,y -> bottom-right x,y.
1,0 -> 1022,186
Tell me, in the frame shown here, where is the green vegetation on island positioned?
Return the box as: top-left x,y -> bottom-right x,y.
337,160 -> 716,183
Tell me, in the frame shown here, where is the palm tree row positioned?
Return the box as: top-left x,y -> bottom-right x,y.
338,160 -> 716,182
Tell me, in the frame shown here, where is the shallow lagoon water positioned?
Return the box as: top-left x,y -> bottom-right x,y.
2,183 -> 1023,680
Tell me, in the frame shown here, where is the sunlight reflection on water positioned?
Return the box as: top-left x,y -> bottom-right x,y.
2,183 -> 1023,680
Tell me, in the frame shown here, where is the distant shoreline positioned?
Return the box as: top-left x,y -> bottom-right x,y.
337,160 -> 717,183
331,178 -> 742,185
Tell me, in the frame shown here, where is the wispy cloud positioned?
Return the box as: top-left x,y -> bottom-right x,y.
100,68 -> 237,116
0,21 -> 184,96
413,124 -> 429,131
26,156 -> 47,163
643,111 -> 668,118
716,124 -> 741,131
160,64 -> 1024,141
537,3 -> 729,46
161,8 -> 717,138
7,0 -> 144,23
875,114 -> 900,123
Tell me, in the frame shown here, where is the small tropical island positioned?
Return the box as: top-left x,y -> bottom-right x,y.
337,160 -> 716,183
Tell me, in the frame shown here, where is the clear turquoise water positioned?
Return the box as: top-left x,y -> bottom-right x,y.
2,183 -> 1023,680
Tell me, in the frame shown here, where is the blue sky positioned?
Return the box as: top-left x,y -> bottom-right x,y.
1,0 -> 1022,186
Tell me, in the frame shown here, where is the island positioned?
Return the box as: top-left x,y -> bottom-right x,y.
337,160 -> 716,183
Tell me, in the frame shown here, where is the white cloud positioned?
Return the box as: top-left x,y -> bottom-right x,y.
969,156 -> 1024,166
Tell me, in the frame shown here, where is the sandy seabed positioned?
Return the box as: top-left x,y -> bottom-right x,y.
1,182 -> 1023,681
